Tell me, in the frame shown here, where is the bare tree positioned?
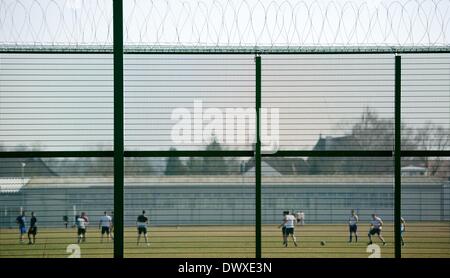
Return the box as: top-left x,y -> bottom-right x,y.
347,109 -> 449,176
165,147 -> 187,175
326,107 -> 418,175
415,122 -> 450,176
350,107 -> 416,150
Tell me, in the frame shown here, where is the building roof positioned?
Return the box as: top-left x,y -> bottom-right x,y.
0,178 -> 29,194
308,135 -> 392,175
21,175 -> 446,189
0,158 -> 58,177
243,157 -> 309,175
244,161 -> 282,177
402,166 -> 427,172
312,135 -> 360,151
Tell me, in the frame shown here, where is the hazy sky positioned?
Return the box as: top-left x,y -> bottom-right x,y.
1,52 -> 448,151
0,0 -> 449,152
0,0 -> 449,47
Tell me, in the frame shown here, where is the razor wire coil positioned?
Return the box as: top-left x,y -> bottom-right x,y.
0,0 -> 449,50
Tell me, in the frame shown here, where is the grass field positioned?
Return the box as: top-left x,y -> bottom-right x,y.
1,223 -> 449,258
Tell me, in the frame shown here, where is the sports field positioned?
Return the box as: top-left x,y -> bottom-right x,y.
0,223 -> 449,258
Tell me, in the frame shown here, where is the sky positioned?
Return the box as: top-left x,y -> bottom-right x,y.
0,0 -> 449,152
1,52 -> 448,152
0,0 -> 449,47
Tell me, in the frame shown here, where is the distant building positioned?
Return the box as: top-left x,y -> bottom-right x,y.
309,135 -> 359,175
401,166 -> 427,176
308,135 -> 391,175
243,161 -> 282,176
1,175 -> 448,227
242,157 -> 309,176
0,178 -> 29,194
313,135 -> 359,151
0,158 -> 57,177
0,178 -> 29,228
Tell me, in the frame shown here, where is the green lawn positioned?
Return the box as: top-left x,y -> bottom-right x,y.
1,223 -> 449,258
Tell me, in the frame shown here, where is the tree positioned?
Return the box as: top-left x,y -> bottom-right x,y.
414,123 -> 450,176
350,107 -> 415,150
186,157 -> 203,175
202,138 -> 228,175
164,147 -> 187,175
186,141 -> 240,175
339,108 -> 448,176
329,107 -> 417,175
224,157 -> 242,175
125,157 -> 155,176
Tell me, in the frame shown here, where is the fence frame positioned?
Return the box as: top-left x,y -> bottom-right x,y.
1,0 -> 450,259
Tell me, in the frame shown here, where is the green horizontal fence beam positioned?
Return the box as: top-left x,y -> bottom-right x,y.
0,151 -> 114,158
1,46 -> 450,55
0,150 -> 450,158
1,150 -> 448,159
263,150 -> 393,157
124,150 -> 254,157
400,150 -> 450,157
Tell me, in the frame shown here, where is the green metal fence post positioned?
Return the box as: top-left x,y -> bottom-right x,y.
255,55 -> 262,259
394,55 -> 402,259
113,0 -> 124,259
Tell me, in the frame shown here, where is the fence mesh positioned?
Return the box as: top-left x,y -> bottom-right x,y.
0,0 -> 449,259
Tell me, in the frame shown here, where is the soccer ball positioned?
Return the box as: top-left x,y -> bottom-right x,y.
320,241 -> 326,246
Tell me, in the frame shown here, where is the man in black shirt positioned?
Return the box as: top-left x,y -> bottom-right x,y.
63,215 -> 69,228
28,212 -> 37,244
136,210 -> 149,246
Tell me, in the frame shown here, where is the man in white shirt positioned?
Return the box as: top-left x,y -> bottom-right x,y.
348,209 -> 359,243
368,214 -> 386,246
296,211 -> 305,226
279,211 -> 298,247
400,217 -> 406,246
98,211 -> 112,243
75,212 -> 89,244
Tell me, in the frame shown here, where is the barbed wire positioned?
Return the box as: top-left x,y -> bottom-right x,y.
0,0 -> 449,50
0,0 -> 112,47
